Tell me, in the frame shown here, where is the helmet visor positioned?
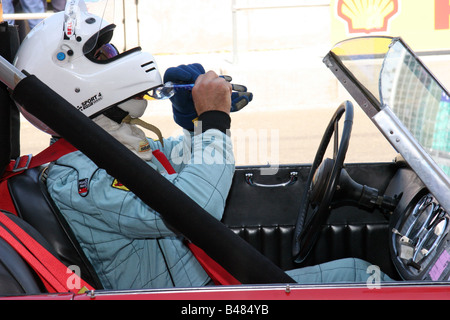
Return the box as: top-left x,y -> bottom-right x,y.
94,43 -> 119,60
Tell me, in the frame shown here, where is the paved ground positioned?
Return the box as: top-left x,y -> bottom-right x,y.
19,105 -> 397,167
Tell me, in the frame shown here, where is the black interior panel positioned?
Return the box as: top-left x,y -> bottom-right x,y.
223,162 -> 400,279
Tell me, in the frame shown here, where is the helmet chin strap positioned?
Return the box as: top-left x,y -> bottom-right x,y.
122,115 -> 164,147
102,104 -> 165,147
96,104 -> 165,161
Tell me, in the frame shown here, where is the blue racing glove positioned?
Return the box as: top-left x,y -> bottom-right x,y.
163,63 -> 253,130
163,63 -> 205,131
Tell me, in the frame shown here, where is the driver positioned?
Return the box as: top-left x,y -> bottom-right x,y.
14,7 -> 392,289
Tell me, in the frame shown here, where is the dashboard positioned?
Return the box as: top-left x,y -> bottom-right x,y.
388,168 -> 450,281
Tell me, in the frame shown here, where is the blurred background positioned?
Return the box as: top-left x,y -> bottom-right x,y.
17,0 -> 450,166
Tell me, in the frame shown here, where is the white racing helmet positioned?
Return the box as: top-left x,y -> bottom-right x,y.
14,2 -> 162,135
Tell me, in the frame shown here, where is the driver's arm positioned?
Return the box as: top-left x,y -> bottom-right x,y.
97,72 -> 235,238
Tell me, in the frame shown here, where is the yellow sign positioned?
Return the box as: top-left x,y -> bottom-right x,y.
330,0 -> 450,52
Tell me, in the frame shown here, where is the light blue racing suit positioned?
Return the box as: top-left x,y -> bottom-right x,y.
46,129 -> 235,289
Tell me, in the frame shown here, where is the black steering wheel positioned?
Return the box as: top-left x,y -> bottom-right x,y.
292,101 -> 354,263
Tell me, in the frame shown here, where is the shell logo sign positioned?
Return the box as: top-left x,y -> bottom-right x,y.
331,0 -> 450,52
337,0 -> 399,34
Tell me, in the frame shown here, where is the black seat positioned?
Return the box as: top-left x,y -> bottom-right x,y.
8,166 -> 103,289
0,211 -> 50,295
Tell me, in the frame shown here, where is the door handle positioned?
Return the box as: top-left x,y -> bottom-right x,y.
245,172 -> 298,188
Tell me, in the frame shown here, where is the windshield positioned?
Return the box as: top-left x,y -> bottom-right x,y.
328,36 -> 450,212
380,40 -> 450,176
330,36 -> 393,104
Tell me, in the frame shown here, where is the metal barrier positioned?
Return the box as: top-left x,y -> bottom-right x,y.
3,13 -> 53,21
231,0 -> 330,63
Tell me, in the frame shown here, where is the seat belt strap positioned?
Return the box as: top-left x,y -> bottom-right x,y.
0,180 -> 17,215
0,212 -> 93,293
151,149 -> 241,285
0,139 -> 76,217
185,240 -> 240,285
2,139 -> 77,181
0,223 -> 66,293
152,149 -> 176,174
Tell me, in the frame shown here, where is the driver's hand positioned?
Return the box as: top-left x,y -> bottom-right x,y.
192,71 -> 232,116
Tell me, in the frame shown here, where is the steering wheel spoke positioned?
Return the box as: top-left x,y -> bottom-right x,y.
333,121 -> 339,159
